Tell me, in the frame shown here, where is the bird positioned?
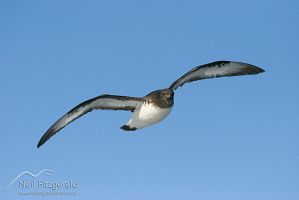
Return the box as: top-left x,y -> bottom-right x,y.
37,60 -> 265,148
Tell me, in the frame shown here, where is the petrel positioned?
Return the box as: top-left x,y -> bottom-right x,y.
37,61 -> 264,148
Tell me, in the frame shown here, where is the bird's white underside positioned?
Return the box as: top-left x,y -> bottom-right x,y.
125,103 -> 172,129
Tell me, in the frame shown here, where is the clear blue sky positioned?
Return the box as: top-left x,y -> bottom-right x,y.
1,0 -> 298,199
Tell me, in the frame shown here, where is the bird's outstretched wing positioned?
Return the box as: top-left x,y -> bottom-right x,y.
169,61 -> 265,90
37,94 -> 143,148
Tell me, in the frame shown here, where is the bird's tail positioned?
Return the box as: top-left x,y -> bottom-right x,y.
120,125 -> 137,131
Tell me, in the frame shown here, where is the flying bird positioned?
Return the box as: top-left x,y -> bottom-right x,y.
37,61 -> 264,148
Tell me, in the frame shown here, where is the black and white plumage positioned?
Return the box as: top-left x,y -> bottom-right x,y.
37,61 -> 264,148
37,95 -> 144,148
169,61 -> 263,90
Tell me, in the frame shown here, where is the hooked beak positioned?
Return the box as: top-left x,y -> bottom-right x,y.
166,93 -> 174,101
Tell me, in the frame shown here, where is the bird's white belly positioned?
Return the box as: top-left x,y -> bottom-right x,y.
128,103 -> 172,129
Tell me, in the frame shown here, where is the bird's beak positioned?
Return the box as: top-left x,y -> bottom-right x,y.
166,93 -> 173,101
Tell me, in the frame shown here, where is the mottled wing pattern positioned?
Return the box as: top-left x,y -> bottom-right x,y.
169,61 -> 265,90
37,95 -> 143,148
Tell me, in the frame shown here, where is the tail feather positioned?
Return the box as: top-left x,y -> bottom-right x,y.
120,125 -> 137,131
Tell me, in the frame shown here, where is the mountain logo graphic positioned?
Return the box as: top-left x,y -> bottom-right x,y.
5,169 -> 54,190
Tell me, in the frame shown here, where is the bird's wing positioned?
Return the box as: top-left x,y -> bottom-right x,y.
169,61 -> 265,90
37,94 -> 143,148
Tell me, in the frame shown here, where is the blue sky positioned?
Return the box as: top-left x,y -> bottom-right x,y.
1,0 -> 298,199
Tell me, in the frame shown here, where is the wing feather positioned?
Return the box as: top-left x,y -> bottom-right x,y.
169,61 -> 265,90
37,94 -> 143,148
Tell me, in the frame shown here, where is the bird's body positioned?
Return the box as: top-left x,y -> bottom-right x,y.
37,61 -> 265,148
123,102 -> 172,130
122,89 -> 174,130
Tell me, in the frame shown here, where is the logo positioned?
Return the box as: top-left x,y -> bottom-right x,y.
6,169 -> 54,190
5,169 -> 79,197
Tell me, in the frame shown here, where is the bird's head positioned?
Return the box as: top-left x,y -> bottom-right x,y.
145,89 -> 174,108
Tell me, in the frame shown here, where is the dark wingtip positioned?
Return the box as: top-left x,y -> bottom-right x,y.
252,66 -> 265,74
233,61 -> 265,74
37,138 -> 44,148
37,131 -> 51,148
255,66 -> 265,75
250,64 -> 265,74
